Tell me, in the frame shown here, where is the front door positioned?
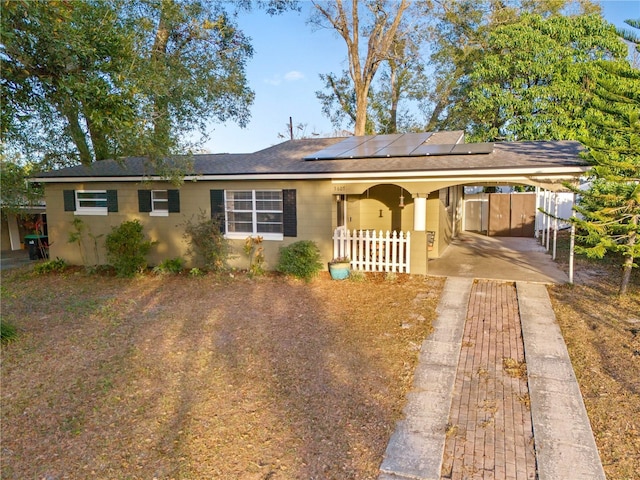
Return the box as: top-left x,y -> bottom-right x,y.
336,195 -> 347,228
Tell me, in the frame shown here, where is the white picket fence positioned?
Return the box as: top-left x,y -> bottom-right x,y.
332,227 -> 411,273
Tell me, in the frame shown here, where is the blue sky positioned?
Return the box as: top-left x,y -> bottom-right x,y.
202,0 -> 640,154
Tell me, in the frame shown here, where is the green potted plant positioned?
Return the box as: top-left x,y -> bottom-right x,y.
328,256 -> 351,280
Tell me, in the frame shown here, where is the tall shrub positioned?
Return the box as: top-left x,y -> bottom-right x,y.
105,220 -> 154,277
277,241 -> 323,281
182,211 -> 229,272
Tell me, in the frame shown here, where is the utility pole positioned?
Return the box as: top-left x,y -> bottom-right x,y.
289,117 -> 294,140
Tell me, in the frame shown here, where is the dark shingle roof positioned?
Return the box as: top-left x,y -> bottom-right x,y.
32,134 -> 587,180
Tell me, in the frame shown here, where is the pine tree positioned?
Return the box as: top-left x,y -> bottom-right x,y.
572,51 -> 640,295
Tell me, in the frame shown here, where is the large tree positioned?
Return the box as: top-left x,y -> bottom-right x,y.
0,158 -> 43,214
425,0 -> 602,133
316,27 -> 430,135
572,25 -> 640,296
459,13 -> 627,141
310,0 -> 412,136
1,0 -> 295,168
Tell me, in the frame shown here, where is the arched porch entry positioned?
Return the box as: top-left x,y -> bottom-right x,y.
332,182 -> 454,274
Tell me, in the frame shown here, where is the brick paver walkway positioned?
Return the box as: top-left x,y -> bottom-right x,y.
441,280 -> 537,480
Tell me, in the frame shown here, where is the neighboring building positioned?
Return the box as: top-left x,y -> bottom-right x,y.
29,131 -> 589,274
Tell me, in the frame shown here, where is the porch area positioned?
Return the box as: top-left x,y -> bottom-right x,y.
332,227 -> 413,273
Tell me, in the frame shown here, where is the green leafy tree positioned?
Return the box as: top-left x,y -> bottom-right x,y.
1,0 -> 296,168
572,53 -> 640,295
0,156 -> 43,214
459,13 -> 627,141
617,18 -> 640,67
425,0 -> 602,132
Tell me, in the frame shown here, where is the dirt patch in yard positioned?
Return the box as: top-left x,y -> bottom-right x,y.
1,269 -> 443,479
550,233 -> 640,479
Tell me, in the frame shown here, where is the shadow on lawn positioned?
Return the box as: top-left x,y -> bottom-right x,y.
1,270 -> 437,479
166,276 -> 412,478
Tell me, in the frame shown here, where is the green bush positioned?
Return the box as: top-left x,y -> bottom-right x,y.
1,319 -> 18,343
105,220 -> 154,277
277,241 -> 323,281
33,257 -> 67,274
153,257 -> 184,275
182,211 -> 229,272
189,267 -> 205,277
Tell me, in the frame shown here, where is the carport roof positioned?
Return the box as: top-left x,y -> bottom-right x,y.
31,133 -> 588,182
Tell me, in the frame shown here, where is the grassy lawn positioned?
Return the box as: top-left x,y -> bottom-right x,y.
1,243 -> 638,479
549,233 -> 640,480
1,269 -> 443,479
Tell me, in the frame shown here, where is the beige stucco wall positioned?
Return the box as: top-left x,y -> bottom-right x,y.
44,178 -> 464,273
348,184 -> 411,233
44,179 -> 336,270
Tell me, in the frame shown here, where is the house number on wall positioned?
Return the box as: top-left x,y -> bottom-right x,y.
333,186 -> 347,193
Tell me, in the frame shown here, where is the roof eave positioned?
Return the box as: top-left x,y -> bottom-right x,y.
29,165 -> 590,183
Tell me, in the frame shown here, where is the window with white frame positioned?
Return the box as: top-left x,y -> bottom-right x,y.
151,190 -> 168,216
76,190 -> 108,215
225,190 -> 283,239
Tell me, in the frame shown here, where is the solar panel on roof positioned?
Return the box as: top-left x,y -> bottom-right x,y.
305,136 -> 370,159
372,132 -> 433,157
303,132 -> 493,160
392,132 -> 432,146
411,144 -> 455,156
451,143 -> 494,155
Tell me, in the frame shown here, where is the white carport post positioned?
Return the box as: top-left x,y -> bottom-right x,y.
540,189 -> 549,247
534,187 -> 541,239
545,190 -> 552,251
552,191 -> 559,260
569,194 -> 577,284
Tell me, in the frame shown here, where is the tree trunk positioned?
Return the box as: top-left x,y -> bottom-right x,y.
619,215 -> 637,296
151,0 -> 171,147
354,84 -> 370,136
85,114 -> 110,161
389,64 -> 398,134
61,100 -> 93,165
426,94 -> 449,131
313,0 -> 409,137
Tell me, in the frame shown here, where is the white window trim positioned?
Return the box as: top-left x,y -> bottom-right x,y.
224,190 -> 284,241
150,190 -> 169,216
75,190 -> 108,216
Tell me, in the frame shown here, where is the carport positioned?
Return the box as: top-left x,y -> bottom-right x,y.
427,231 -> 569,284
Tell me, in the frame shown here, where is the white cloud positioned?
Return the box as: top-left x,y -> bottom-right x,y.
284,70 -> 305,81
264,71 -> 305,86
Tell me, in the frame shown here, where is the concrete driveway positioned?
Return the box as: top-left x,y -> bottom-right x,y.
0,249 -> 33,271
427,231 -> 569,284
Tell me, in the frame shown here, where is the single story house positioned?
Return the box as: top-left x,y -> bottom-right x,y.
30,131 -> 589,274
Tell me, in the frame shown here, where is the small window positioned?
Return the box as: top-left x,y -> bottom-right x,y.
150,190 -> 168,216
225,190 -> 283,240
76,190 -> 108,215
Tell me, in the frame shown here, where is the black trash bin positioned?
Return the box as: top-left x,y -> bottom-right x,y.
24,234 -> 49,260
